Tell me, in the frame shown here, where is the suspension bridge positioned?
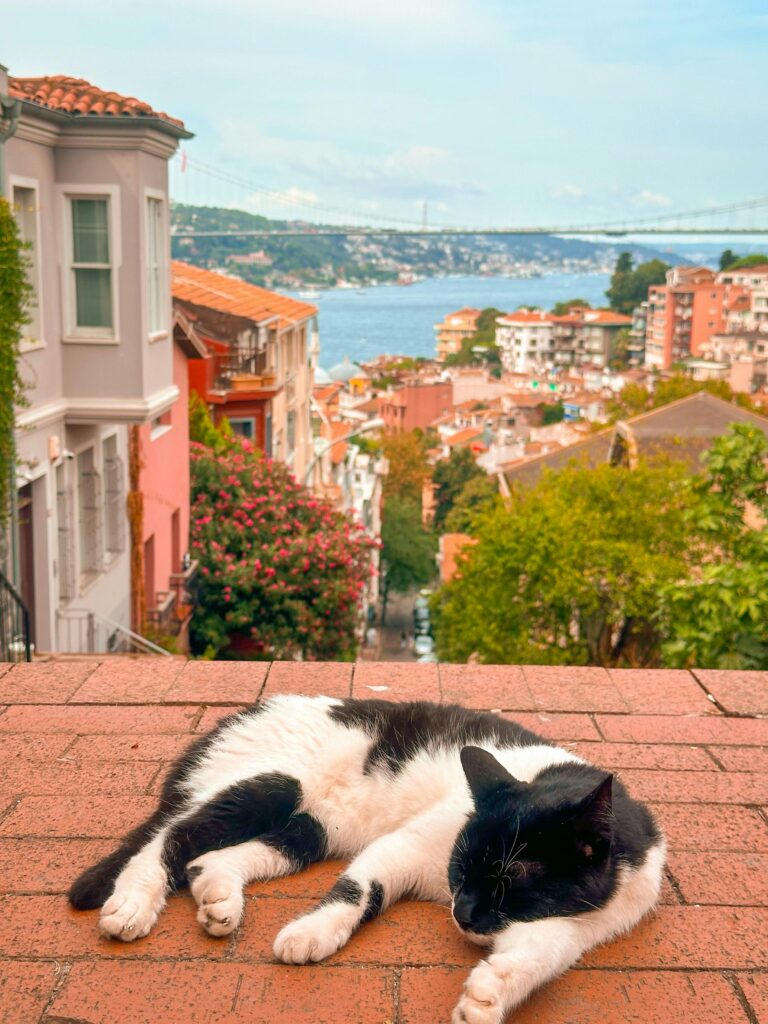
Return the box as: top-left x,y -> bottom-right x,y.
169,154 -> 768,238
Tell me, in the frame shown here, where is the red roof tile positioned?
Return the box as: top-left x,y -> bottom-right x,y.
497,309 -> 553,325
172,261 -> 317,330
8,75 -> 188,133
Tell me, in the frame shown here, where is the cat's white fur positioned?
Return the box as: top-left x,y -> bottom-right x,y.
98,695 -> 665,1023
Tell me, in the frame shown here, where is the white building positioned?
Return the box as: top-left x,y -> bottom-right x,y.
495,310 -> 554,374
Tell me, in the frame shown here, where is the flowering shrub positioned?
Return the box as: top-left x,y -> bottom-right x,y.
189,437 -> 377,660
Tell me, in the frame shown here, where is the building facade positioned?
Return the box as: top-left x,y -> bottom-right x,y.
377,380 -> 453,432
551,308 -> 632,368
495,310 -> 554,374
434,307 -> 481,361
3,69 -> 190,653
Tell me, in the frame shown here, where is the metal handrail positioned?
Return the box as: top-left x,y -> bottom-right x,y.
0,567 -> 32,662
56,608 -> 173,657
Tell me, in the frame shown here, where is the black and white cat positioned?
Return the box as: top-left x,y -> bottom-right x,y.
70,696 -> 665,1023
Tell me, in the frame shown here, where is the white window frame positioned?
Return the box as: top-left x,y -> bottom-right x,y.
9,175 -> 45,352
58,183 -> 121,344
144,188 -> 169,342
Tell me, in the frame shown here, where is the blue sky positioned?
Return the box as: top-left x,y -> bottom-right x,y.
5,0 -> 767,229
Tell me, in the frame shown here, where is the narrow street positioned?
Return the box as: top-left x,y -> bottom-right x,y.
371,590 -> 418,662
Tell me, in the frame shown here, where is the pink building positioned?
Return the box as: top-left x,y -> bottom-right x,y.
377,380 -> 453,433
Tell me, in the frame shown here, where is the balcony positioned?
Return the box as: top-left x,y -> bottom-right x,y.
211,352 -> 278,397
0,659 -> 764,1024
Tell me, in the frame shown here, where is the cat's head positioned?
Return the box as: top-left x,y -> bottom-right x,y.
448,746 -> 615,940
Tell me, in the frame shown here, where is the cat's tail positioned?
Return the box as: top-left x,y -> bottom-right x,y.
68,812 -> 165,910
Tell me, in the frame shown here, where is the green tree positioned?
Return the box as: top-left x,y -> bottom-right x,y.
539,401 -> 565,425
662,425 -> 768,669
0,199 -> 32,527
444,474 -> 499,533
380,431 -> 430,503
606,254 -> 669,315
722,253 -> 768,271
444,307 -> 504,369
607,382 -> 651,422
432,447 -> 487,530
431,459 -> 694,666
188,393 -> 233,452
380,497 -> 437,621
652,374 -> 732,408
718,249 -> 738,271
551,298 -> 591,316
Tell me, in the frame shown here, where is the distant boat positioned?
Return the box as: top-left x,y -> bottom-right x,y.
298,289 -> 321,299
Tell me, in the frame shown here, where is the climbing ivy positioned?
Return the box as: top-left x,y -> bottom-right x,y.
0,197 -> 31,526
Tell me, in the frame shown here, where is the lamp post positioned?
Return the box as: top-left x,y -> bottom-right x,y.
303,418 -> 384,488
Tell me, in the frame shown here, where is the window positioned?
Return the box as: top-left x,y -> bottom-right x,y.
146,196 -> 166,335
69,197 -> 113,332
229,417 -> 255,440
287,410 -> 296,456
150,410 -> 173,440
102,435 -> 126,556
56,464 -> 76,603
11,184 -> 42,347
77,447 -> 102,582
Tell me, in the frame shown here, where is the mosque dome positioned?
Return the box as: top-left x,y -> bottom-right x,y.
314,366 -> 331,384
328,356 -> 368,382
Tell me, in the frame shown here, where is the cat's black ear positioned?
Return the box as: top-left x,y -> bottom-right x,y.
460,746 -> 523,807
569,774 -> 614,853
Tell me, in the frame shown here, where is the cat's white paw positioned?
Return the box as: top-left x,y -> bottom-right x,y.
452,960 -> 507,1024
187,858 -> 245,937
99,891 -> 159,941
273,911 -> 352,964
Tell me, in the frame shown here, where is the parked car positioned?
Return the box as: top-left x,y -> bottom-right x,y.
414,620 -> 432,637
414,635 -> 434,657
417,652 -> 438,663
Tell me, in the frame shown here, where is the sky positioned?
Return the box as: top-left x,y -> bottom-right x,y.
5,0 -> 768,230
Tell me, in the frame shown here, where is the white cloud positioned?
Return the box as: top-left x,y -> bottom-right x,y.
636,189 -> 673,207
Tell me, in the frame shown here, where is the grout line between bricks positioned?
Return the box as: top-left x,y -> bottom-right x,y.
589,713 -> 607,741
663,866 -> 687,905
348,662 -> 356,698
0,796 -> 22,829
723,971 -> 761,1024
704,746 -> 728,770
391,966 -> 402,1024
144,764 -> 165,795
754,806 -> 768,829
37,959 -> 72,1023
689,668 -> 731,716
188,705 -> 208,732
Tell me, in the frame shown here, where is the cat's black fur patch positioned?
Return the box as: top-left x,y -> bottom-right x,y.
329,699 -> 548,775
361,880 -> 385,923
261,811 -> 328,869
322,876 -> 364,906
163,772 -> 302,886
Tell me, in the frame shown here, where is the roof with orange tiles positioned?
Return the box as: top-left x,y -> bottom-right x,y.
445,427 -> 484,447
552,308 -> 633,326
497,309 -> 554,325
8,75 -> 190,136
172,261 -> 317,330
437,308 -> 482,325
0,657 -> 766,1024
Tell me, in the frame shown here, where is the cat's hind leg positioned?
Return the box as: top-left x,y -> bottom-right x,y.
186,812 -> 327,937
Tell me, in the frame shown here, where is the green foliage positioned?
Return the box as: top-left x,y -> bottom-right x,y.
653,374 -> 733,407
539,401 -> 565,425
605,253 -> 670,315
432,447 -> 487,530
718,249 -> 738,271
381,497 -> 437,599
607,382 -> 651,421
551,298 -> 591,315
380,431 -> 430,503
722,253 -> 768,271
443,307 -> 504,369
444,474 -> 499,533
188,394 -> 233,452
189,436 -> 376,660
0,198 -> 31,526
432,460 -> 693,666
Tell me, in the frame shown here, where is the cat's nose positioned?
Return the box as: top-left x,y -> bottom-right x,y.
452,895 -> 476,929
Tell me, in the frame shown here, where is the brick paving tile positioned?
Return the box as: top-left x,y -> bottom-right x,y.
48,961 -> 394,1024
1,759 -> 158,796
234,897 -> 477,967
0,837 -> 112,893
261,661 -> 353,698
597,714 -> 768,746
251,860 -> 345,899
523,665 -> 629,713
667,852 -> 768,905
0,960 -> 61,1024
0,704 -> 199,734
65,733 -> 194,761
693,669 -> 768,715
439,664 -> 532,709
618,769 -> 768,804
585,905 -> 768,969
738,973 -> 768,1023
502,711 -> 602,741
0,795 -> 157,838
608,668 -> 717,715
352,661 -> 440,702
195,706 -> 248,732
708,746 -> 768,772
69,657 -> 185,704
399,967 -> 750,1024
164,660 -> 268,704
0,660 -> 99,704
0,734 -> 74,763
651,804 -> 768,852
571,741 -> 717,771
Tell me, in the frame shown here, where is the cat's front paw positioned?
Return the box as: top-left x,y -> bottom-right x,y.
273,909 -> 353,964
99,891 -> 160,941
452,960 -> 507,1024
